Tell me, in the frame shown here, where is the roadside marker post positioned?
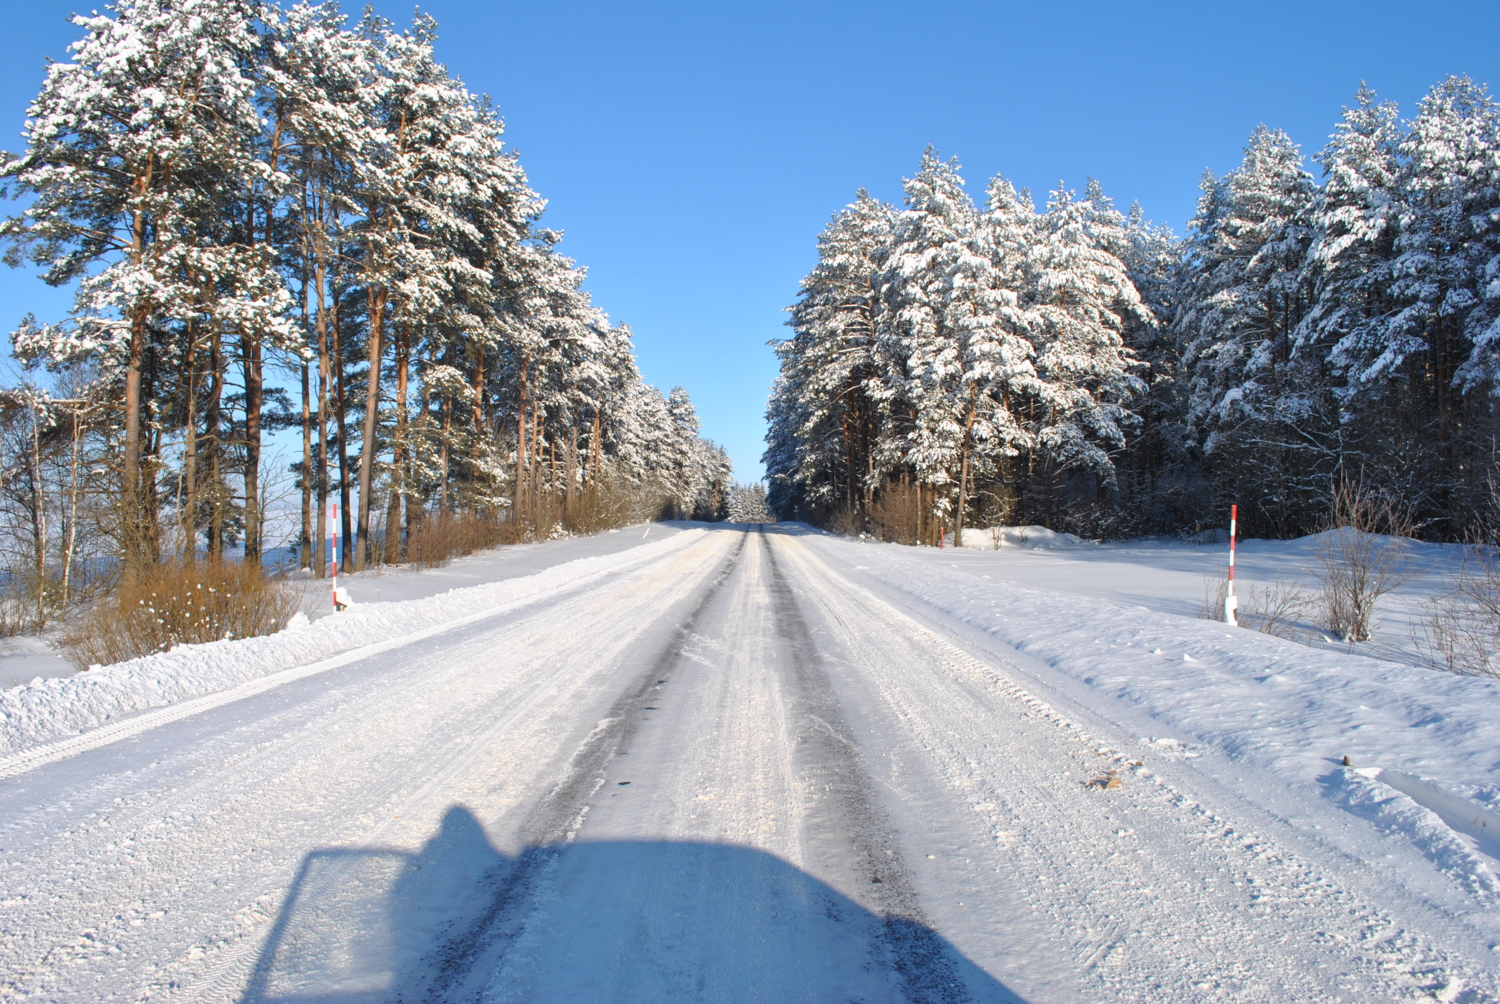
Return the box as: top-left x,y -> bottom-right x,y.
330,500 -> 342,612
1224,504 -> 1239,626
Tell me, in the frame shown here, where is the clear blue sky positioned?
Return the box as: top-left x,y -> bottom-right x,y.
3,1 -> 1498,479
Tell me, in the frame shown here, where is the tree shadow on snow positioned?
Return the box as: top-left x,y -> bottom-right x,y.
241,805 -> 1024,1003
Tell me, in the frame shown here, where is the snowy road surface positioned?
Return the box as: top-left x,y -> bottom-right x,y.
2,525 -> 1497,1001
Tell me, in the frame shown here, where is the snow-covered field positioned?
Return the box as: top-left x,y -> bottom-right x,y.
2,523 -> 1498,1001
950,524 -> 1463,668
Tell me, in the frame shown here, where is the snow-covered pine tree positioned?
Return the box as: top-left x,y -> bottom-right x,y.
663,386 -> 704,517
2,2 -> 725,578
1025,182 -> 1147,525
1300,84 -> 1405,379
961,174 -> 1050,528
875,149 -> 970,524
1389,78 -> 1500,397
1175,126 -> 1323,535
1387,77 -> 1500,526
1083,186 -> 1189,532
770,189 -> 896,520
875,150 -> 1041,538
5,0 -> 290,575
262,1 -> 384,569
939,172 -> 1042,537
1291,84 -> 1422,506
726,482 -> 773,523
344,14 -> 457,565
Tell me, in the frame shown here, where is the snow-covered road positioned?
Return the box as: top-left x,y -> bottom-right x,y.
2,525 -> 1496,1002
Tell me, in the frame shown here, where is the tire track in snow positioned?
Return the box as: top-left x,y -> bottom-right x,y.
0,532 -> 736,1002
773,531 -> 1492,1003
759,528 -> 971,1004
410,531 -> 752,1000
0,532 -> 704,781
461,526 -> 975,1003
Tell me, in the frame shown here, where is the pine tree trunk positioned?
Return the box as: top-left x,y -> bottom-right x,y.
298,216 -> 313,572
122,307 -> 147,580
30,407 -> 46,621
470,348 -> 486,512
917,479 -> 925,545
357,286 -> 387,568
62,408 -> 81,608
384,321 -> 408,564
240,123 -> 281,569
331,274 -> 352,574
181,323 -> 198,561
514,356 -> 527,527
565,423 -> 577,522
591,411 -> 602,484
312,191 -> 331,577
439,393 -> 452,512
120,161 -> 153,581
207,328 -> 224,561
957,446 -> 970,544
300,360 -> 312,570
531,396 -> 542,526
956,397 -> 976,543
142,424 -> 160,565
864,431 -> 874,520
242,329 -> 263,565
314,338 -> 329,577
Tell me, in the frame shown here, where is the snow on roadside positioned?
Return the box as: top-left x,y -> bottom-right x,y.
0,530 -> 701,758
809,532 -> 1500,894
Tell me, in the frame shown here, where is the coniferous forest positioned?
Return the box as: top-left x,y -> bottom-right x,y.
0,0 -> 733,609
766,79 -> 1500,544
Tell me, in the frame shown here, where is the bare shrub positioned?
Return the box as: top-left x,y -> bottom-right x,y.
564,469 -> 669,536
871,483 -> 920,545
1312,474 -> 1415,642
510,491 -> 564,544
1199,571 -> 1229,622
0,568 -> 49,636
1413,546 -> 1500,676
58,560 -> 302,670
406,512 -> 506,569
1240,578 -> 1313,641
407,470 -> 669,567
0,594 -> 39,637
1199,569 -> 1313,643
826,506 -> 863,536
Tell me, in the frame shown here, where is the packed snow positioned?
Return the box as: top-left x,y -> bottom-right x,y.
2,523 -> 1499,1001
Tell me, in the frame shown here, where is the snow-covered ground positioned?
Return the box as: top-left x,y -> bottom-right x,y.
947,524 -> 1462,669
1,523 -> 1498,1001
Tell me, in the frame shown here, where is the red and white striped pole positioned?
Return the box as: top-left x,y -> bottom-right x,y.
1224,503 -> 1239,626
330,499 -> 340,612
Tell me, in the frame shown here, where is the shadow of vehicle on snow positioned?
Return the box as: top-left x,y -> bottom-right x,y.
242,805 -> 1023,1003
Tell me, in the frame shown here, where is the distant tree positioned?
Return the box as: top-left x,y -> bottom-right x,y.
727,482 -> 773,523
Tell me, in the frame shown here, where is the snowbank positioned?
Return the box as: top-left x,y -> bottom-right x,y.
0,530 -> 700,758
954,524 -> 1095,549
